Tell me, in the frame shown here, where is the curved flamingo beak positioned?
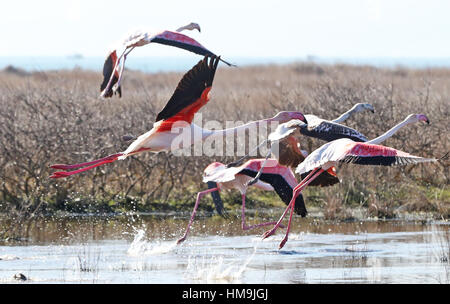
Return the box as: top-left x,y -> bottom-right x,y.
290,112 -> 308,124
122,135 -> 136,141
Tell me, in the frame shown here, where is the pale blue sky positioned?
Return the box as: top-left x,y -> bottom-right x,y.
2,0 -> 450,58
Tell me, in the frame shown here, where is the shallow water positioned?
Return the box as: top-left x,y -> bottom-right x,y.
0,213 -> 448,284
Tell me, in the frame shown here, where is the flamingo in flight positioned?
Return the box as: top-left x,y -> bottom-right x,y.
50,56 -> 308,178
100,22 -> 235,98
260,114 -> 436,249
176,158 -> 309,244
228,102 -> 375,186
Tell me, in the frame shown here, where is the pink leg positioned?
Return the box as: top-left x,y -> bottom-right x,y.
177,187 -> 219,244
261,168 -> 324,242
50,153 -> 123,170
278,169 -> 325,249
260,168 -> 319,239
241,194 -> 282,231
50,148 -> 151,179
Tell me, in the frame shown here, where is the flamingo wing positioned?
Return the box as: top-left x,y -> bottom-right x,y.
268,119 -> 304,142
300,115 -> 368,142
150,31 -> 235,66
299,167 -> 340,187
100,30 -> 235,98
273,136 -> 306,168
155,55 -> 220,128
238,168 -> 307,217
203,164 -> 243,183
100,51 -> 121,98
296,138 -> 437,175
338,142 -> 437,166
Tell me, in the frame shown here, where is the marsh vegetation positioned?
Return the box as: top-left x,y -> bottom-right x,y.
0,62 -> 448,239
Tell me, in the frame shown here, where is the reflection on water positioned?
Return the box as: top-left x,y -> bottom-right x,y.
0,213 -> 448,284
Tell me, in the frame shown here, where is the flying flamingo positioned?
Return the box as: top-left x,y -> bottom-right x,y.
259,114 -> 436,249
247,113 -> 431,198
180,105 -> 377,244
228,102 -> 375,186
50,56 -> 308,178
176,158 -> 309,244
100,22 -> 235,98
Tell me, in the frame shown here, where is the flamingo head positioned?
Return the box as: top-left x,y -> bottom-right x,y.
271,111 -> 307,124
203,162 -> 225,177
355,103 -> 375,113
177,22 -> 201,32
187,22 -> 201,32
406,113 -> 430,125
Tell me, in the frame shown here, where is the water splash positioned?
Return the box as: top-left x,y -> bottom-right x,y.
127,229 -> 177,256
185,244 -> 258,283
0,255 -> 20,261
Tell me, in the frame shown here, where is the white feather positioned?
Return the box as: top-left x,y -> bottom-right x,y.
295,138 -> 353,174
268,119 -> 305,142
202,164 -> 243,183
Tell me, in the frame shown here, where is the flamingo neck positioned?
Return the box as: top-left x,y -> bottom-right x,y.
332,104 -> 360,124
367,117 -> 412,145
201,118 -> 273,140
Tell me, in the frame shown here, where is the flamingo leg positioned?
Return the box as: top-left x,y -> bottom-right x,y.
241,194 -> 282,231
278,168 -> 325,249
113,46 -> 135,93
50,155 -> 121,178
50,153 -> 124,170
260,168 -> 319,239
261,168 -> 324,242
50,148 -> 151,178
177,187 -> 219,244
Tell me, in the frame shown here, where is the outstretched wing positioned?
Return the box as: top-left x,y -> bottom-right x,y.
155,55 -> 220,127
150,31 -> 235,67
100,30 -> 235,99
338,142 -> 437,166
300,115 -> 368,142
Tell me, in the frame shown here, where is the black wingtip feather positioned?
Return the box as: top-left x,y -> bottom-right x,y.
155,55 -> 220,122
300,170 -> 340,187
238,169 -> 308,216
340,155 -> 433,166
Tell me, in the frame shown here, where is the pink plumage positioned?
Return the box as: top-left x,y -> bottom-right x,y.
177,158 -> 307,244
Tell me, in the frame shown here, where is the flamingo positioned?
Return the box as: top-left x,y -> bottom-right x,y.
176,158 -> 308,244
100,22 -> 235,98
228,103 -> 375,186
245,111 -> 429,188
50,56 -> 308,178
260,114 -> 436,249
331,103 -> 375,123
